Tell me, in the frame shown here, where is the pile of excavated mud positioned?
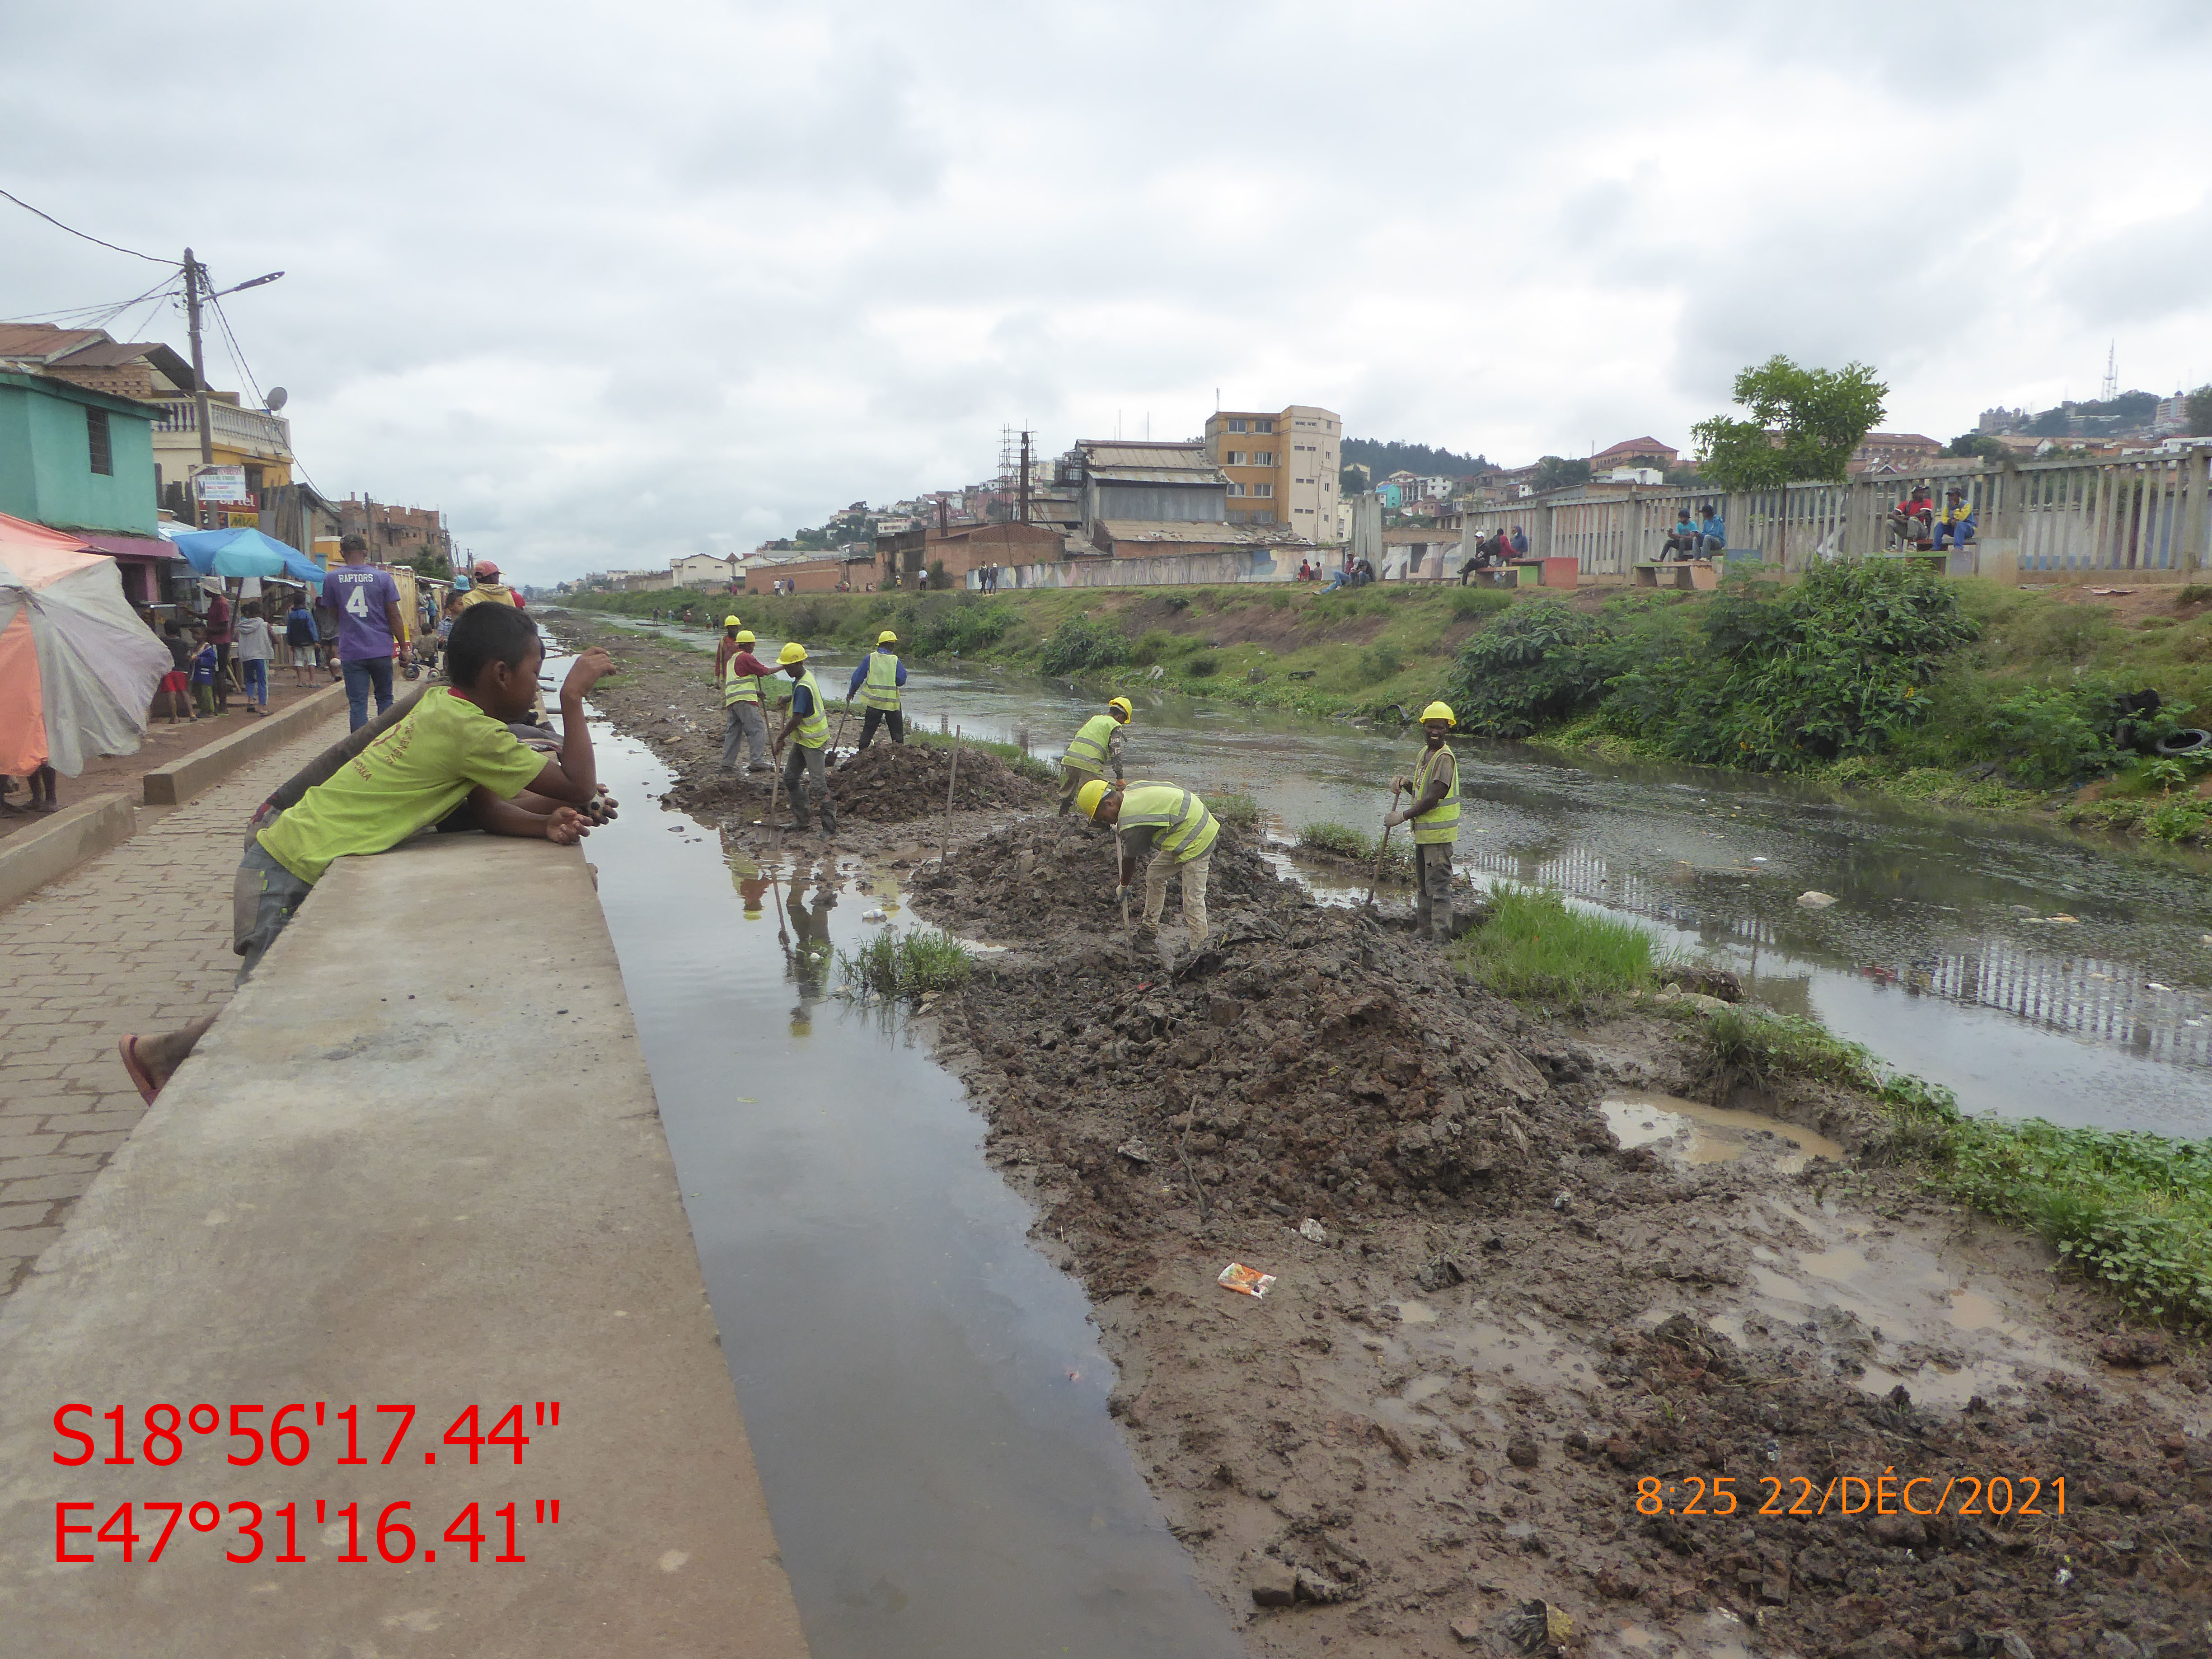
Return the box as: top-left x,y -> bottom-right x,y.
825,739 -> 1050,822
909,821 -> 2212,1659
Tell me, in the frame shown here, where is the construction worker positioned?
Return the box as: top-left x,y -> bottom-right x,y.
846,628 -> 907,750
718,625 -> 777,773
771,642 -> 837,835
1078,777 -> 1216,951
1386,702 -> 1461,942
456,560 -> 525,610
1058,697 -> 1132,815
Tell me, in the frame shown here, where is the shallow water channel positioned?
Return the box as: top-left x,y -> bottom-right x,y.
583,613 -> 2212,1140
553,656 -> 1246,1656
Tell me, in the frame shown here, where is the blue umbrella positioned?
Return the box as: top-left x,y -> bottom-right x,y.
172,527 -> 327,589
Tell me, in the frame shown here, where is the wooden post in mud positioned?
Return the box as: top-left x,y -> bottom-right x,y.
939,727 -> 961,864
1366,784 -> 1403,911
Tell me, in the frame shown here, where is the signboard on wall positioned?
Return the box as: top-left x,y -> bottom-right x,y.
224,511 -> 261,529
191,465 -> 251,504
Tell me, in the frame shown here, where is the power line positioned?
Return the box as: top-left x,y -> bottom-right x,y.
207,286 -> 327,498
0,188 -> 179,266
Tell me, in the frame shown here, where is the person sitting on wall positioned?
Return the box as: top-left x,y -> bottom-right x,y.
1931,488 -> 1976,551
1509,525 -> 1529,557
1662,507 -> 1699,560
115,605 -> 617,1104
1696,505 -> 1725,558
1888,486 -> 1935,550
1320,557 -> 1355,592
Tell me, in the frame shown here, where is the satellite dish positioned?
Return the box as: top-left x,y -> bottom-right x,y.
266,387 -> 288,411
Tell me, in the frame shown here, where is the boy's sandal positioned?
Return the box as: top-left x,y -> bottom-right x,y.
117,1036 -> 160,1106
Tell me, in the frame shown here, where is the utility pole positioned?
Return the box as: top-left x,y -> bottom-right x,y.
182,248 -> 214,468
1018,430 -> 1031,524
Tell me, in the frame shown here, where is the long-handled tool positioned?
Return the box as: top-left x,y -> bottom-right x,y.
765,743 -> 785,830
937,726 -> 962,865
832,705 -> 851,761
1365,784 -> 1403,911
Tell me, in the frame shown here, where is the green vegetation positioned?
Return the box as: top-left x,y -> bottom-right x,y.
1040,615 -> 1129,675
564,571 -> 2212,844
1295,820 -> 1410,881
838,927 -> 975,1001
1700,1007 -> 2212,1327
1212,792 -> 1260,829
1452,887 -> 1657,1005
1340,437 -> 1490,482
1692,355 -> 1887,489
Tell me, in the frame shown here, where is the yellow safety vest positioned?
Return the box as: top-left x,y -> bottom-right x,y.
1118,783 -> 1218,864
792,668 -> 830,749
1411,744 -> 1461,845
862,650 -> 902,711
457,584 -> 520,609
1063,713 -> 1119,773
723,654 -> 764,707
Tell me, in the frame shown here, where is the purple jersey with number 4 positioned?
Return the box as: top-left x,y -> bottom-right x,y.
325,566 -> 399,662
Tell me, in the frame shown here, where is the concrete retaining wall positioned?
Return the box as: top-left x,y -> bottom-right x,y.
141,680 -> 353,805
0,834 -> 810,1655
0,792 -> 136,912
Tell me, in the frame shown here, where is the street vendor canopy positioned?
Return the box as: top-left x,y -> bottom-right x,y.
171,526 -> 328,588
0,511 -> 171,777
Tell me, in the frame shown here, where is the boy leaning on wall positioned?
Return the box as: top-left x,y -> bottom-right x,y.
116,605 -> 618,1103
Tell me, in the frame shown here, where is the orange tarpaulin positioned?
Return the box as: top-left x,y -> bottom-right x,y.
0,609 -> 43,773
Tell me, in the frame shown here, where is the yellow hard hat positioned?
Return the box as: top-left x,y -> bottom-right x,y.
1420,701 -> 1456,725
1107,697 -> 1133,720
877,630 -> 897,645
735,629 -> 756,644
778,641 -> 807,665
1075,778 -> 1111,819
723,615 -> 741,628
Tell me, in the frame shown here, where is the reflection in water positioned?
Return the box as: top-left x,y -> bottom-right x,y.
1466,840 -> 2212,1071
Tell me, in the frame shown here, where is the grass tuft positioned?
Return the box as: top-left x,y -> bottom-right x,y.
1212,792 -> 1260,829
1296,820 -> 1411,880
1452,886 -> 1655,1004
837,927 -> 975,1001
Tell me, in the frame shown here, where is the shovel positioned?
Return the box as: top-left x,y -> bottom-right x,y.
1365,784 -> 1403,912
765,744 -> 784,829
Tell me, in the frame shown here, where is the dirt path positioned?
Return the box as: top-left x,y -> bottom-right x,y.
551,615 -> 2212,1659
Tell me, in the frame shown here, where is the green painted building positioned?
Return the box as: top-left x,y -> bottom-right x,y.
0,370 -> 159,536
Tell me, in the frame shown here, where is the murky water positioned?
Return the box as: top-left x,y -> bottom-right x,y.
577,612 -> 2212,1140
547,646 -> 1243,1657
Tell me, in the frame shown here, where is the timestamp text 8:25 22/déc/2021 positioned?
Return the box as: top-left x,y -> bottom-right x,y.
1636,1472 -> 2066,1519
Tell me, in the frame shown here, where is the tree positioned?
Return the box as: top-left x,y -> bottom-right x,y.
2188,385 -> 2212,438
1529,455 -> 1592,493
1340,463 -> 1370,496
1944,433 -> 2006,460
1691,355 -> 1887,490
396,546 -> 453,581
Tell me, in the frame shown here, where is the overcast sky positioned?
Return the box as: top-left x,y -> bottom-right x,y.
6,1 -> 2209,585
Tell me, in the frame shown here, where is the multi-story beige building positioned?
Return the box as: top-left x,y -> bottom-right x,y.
1204,403 -> 1341,540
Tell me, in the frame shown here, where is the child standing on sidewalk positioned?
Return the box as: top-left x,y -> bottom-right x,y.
189,630 -> 219,717
235,601 -> 274,716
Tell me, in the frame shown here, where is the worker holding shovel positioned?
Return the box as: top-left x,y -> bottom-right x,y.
1077,776 -> 1217,957
1385,701 -> 1461,942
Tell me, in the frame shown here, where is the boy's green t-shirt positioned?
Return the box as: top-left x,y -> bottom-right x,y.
256,689 -> 548,884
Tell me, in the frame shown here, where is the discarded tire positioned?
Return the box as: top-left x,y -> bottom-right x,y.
2155,728 -> 2211,757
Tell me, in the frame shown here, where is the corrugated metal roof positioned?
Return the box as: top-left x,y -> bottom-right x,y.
1088,467 -> 1229,486
1095,520 -> 1319,547
0,323 -> 107,363
1076,442 -> 1212,470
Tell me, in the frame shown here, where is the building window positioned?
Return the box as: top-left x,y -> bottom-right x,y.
86,408 -> 112,475
1227,482 -> 1246,497
1255,419 -> 1274,434
1254,451 -> 1274,466
1228,418 -> 1247,433
1253,483 -> 1274,499
1224,450 -> 1244,465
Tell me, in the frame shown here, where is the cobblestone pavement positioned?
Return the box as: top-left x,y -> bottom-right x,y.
0,714 -> 351,1300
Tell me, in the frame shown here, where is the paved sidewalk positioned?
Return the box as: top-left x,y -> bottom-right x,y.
0,712 -> 351,1299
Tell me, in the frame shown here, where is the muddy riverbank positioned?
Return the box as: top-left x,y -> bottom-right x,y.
550,614 -> 2212,1659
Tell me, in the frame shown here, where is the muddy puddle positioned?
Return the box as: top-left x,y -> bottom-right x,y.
1600,1091 -> 1846,1175
564,611 -> 2212,1141
549,664 -> 1242,1656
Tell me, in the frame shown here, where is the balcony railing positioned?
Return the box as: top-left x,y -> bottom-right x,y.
151,398 -> 293,458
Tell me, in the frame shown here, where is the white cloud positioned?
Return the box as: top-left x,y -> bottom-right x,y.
5,0 -> 2209,583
